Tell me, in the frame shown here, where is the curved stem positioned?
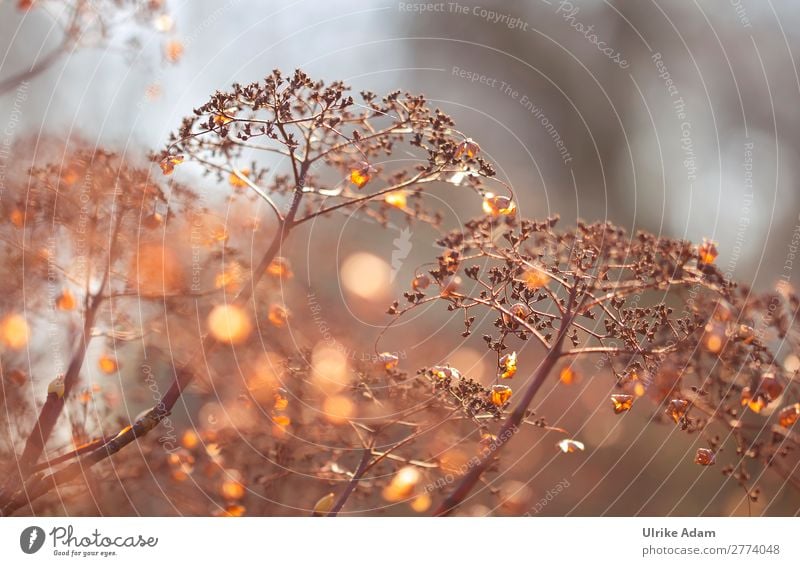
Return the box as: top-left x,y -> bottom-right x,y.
432,286 -> 579,516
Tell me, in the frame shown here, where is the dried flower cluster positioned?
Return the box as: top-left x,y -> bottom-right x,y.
0,71 -> 798,517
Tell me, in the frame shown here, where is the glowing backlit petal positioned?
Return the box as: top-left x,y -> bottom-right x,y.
266,257 -> 293,280
557,439 -> 584,453
267,304 -> 290,327
159,154 -> 183,175
229,168 -> 250,188
349,162 -> 376,189
666,399 -> 690,424
490,384 -> 512,407
499,351 -> 517,379
610,394 -> 634,414
378,352 -> 400,370
454,138 -> 480,159
778,403 -> 800,428
520,268 -> 550,290
384,190 -> 408,209
482,193 -> 517,217
697,239 -> 719,265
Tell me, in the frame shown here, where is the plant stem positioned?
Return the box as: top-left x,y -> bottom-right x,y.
432,288 -> 578,516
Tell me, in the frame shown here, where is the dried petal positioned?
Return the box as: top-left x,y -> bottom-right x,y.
384,191 -> 408,208
378,352 -> 400,370
268,304 -> 290,327
502,302 -> 532,328
610,394 -> 634,414
490,384 -> 512,407
778,403 -> 800,428
266,257 -> 293,280
412,274 -> 431,291
273,389 -> 289,411
482,193 -> 517,217
697,239 -> 719,265
229,168 -> 250,188
431,365 -> 461,380
666,399 -> 690,424
520,268 -> 550,290
159,154 -> 184,175
499,351 -> 517,379
56,288 -> 76,311
455,138 -> 480,159
694,448 -> 716,466
557,439 -> 584,453
349,162 -> 376,189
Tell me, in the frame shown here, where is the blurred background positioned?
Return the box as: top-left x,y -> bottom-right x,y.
1,0 -> 799,516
